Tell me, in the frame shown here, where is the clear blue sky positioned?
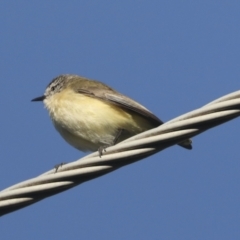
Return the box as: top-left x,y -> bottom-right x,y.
1,1 -> 240,239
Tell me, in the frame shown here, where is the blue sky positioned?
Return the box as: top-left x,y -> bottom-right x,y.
1,1 -> 240,239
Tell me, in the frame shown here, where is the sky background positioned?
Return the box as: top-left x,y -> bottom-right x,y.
0,1 -> 240,239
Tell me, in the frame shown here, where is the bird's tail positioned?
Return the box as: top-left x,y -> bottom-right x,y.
178,139 -> 192,150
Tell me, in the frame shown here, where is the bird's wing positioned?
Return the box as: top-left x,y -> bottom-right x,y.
76,87 -> 163,126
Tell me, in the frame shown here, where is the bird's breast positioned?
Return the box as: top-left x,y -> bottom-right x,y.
43,89 -> 145,151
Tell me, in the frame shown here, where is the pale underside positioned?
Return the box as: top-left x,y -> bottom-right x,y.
44,89 -> 158,152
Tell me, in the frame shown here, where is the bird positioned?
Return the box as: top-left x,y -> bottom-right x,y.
32,74 -> 192,155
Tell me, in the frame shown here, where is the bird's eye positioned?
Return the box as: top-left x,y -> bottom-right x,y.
51,86 -> 55,91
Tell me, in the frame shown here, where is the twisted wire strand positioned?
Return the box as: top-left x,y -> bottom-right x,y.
1,90 -> 240,216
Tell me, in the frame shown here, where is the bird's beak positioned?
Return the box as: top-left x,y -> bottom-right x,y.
31,95 -> 46,102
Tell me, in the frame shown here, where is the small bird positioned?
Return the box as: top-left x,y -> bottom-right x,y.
32,74 -> 192,154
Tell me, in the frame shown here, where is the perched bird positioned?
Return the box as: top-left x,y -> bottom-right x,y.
32,74 -> 192,154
